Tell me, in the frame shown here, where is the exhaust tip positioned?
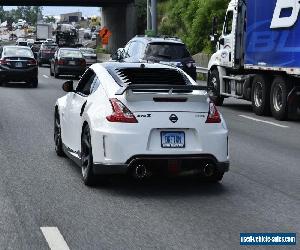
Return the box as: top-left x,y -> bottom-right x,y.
203,163 -> 215,177
133,163 -> 148,179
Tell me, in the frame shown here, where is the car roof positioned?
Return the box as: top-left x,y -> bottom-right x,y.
100,61 -> 178,71
130,36 -> 184,45
59,48 -> 80,51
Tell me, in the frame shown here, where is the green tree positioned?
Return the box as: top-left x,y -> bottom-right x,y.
136,0 -> 147,34
158,0 -> 230,54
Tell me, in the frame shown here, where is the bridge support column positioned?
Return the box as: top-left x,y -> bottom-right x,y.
101,3 -> 137,53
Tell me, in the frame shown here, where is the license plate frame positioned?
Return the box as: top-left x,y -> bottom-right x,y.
161,131 -> 185,148
15,62 -> 23,68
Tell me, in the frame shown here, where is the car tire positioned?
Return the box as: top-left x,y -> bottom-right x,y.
270,76 -> 290,121
38,61 -> 42,67
202,170 -> 224,183
54,66 -> 59,78
81,125 -> 97,186
50,65 -> 54,76
208,171 -> 224,182
54,109 -> 65,157
251,74 -> 271,116
31,77 -> 38,88
208,69 -> 224,106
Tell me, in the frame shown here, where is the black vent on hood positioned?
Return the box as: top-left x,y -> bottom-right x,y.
115,68 -> 189,86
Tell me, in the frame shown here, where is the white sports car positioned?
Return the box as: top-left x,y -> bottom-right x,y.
54,62 -> 229,186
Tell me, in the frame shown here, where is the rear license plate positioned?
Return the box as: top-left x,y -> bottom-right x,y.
161,131 -> 185,148
69,61 -> 76,65
15,62 -> 23,68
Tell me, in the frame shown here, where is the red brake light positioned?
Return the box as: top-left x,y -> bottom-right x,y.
206,102 -> 221,123
0,59 -> 8,65
27,59 -> 37,66
58,59 -> 65,65
106,98 -> 138,123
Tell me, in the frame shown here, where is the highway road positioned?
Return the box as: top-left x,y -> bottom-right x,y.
0,67 -> 299,249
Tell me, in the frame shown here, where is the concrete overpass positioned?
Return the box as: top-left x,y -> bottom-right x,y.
0,0 -> 139,52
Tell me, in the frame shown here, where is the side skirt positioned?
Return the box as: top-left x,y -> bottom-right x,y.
62,143 -> 81,167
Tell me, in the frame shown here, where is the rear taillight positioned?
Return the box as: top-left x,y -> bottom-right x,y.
206,102 -> 221,123
106,98 -> 138,123
27,59 -> 37,66
58,59 -> 65,65
0,59 -> 8,65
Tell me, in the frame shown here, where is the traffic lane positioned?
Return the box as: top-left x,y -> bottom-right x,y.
0,71 -> 298,249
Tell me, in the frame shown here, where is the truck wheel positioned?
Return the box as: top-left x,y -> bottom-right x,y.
270,76 -> 290,120
208,69 -> 224,106
251,75 -> 271,116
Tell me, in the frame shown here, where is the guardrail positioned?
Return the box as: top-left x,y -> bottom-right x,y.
196,66 -> 208,74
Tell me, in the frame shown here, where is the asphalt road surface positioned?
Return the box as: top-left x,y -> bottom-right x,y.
0,67 -> 299,249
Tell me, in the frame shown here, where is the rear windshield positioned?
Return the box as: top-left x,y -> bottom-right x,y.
116,68 -> 189,86
145,43 -> 191,60
80,48 -> 95,54
41,44 -> 58,50
60,50 -> 83,58
3,47 -> 33,57
18,42 -> 28,46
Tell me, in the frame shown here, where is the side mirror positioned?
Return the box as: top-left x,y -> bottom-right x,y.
219,38 -> 225,46
62,80 -> 74,92
210,17 -> 219,44
111,48 -> 125,61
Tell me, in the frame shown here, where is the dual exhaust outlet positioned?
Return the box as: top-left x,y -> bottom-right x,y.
130,160 -> 216,179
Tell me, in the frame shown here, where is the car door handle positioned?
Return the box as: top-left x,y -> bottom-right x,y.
80,101 -> 87,117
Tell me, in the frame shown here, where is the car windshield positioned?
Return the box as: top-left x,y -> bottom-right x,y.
60,50 -> 83,58
4,47 -> 33,57
80,48 -> 95,54
145,43 -> 191,60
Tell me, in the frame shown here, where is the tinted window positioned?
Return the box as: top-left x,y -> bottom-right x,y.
80,48 -> 95,54
59,50 -> 83,58
41,44 -> 58,50
224,11 -> 233,35
76,69 -> 95,95
3,47 -> 33,57
145,43 -> 191,60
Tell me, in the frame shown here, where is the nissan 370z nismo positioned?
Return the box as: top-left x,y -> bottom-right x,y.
54,62 -> 229,186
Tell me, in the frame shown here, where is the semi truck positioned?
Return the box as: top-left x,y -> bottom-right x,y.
36,23 -> 53,40
54,23 -> 78,47
208,0 -> 300,120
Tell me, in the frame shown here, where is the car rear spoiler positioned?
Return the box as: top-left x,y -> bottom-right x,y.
115,84 -> 207,95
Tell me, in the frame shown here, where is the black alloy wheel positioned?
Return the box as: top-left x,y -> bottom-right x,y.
208,69 -> 224,106
81,125 -> 97,186
54,110 -> 65,157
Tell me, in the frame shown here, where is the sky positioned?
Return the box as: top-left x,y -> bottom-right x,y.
4,6 -> 101,17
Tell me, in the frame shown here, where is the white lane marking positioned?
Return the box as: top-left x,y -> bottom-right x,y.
239,115 -> 289,128
43,75 -> 49,79
40,227 -> 70,250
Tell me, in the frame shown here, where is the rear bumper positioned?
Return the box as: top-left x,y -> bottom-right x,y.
57,65 -> 86,75
93,155 -> 229,175
0,67 -> 38,81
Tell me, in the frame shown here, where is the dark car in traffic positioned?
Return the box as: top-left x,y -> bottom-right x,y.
114,36 -> 197,80
79,48 -> 97,67
38,43 -> 58,66
50,48 -> 86,78
0,46 -> 38,88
